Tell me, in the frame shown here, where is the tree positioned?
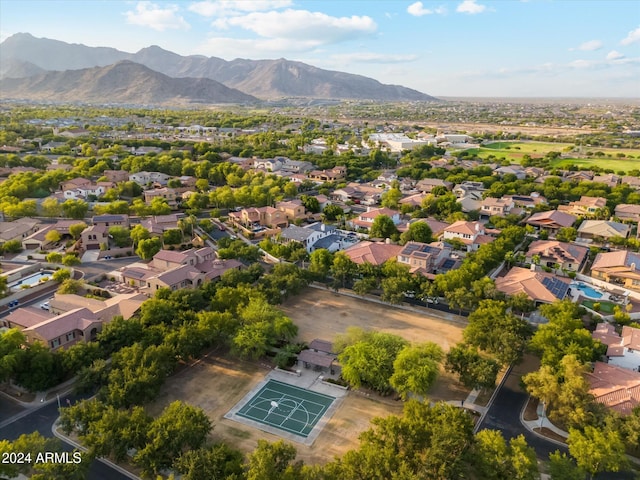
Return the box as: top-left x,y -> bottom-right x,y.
69,222 -> 88,240
163,228 -> 183,245
45,229 -> 62,244
46,252 -> 63,264
473,430 -> 538,480
389,342 -> 443,400
108,226 -> 131,247
308,248 -> 333,280
445,344 -> 500,390
548,451 -> 585,480
463,300 -> 532,365
136,237 -> 161,260
322,204 -> 344,221
300,195 -> 320,213
567,426 -> 628,479
246,440 -> 301,480
62,254 -> 81,266
57,279 -> 83,294
41,197 -> 62,217
174,444 -> 244,480
62,199 -> 89,219
2,239 -> 23,253
129,224 -> 150,248
338,331 -> 408,394
381,187 -> 402,209
331,251 -> 357,289
369,214 -> 399,239
400,221 -> 433,244
556,227 -> 577,242
134,401 -> 212,477
529,300 -> 605,368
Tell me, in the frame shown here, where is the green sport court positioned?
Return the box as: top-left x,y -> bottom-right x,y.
236,379 -> 336,438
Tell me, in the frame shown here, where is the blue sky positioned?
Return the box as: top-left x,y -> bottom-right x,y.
1,0 -> 639,98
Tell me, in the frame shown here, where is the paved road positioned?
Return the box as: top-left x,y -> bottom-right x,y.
0,398 -> 132,480
478,358 -> 635,479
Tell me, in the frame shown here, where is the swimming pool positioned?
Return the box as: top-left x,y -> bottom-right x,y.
572,282 -> 603,299
9,271 -> 55,292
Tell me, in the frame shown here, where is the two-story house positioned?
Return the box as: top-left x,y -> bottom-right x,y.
558,196 -> 608,217
276,200 -> 307,222
279,223 -> 336,252
591,251 -> 640,291
129,171 -> 171,186
228,207 -> 288,229
349,207 -> 401,231
480,197 -> 515,218
525,240 -> 589,272
442,221 -> 493,251
397,241 -> 459,277
615,204 -> 640,223
143,187 -> 178,208
92,214 -> 130,228
593,323 -> 640,372
81,224 -> 108,250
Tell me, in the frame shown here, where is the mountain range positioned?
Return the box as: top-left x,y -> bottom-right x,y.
0,33 -> 436,105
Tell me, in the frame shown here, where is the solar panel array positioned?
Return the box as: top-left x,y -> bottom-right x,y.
441,259 -> 456,270
542,276 -> 570,299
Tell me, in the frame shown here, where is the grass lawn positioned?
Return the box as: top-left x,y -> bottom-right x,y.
460,141 -> 640,172
581,299 -> 617,314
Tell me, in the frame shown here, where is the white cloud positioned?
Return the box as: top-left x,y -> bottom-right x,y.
606,50 -> 624,60
570,39 -> 603,51
125,2 -> 189,31
331,52 -> 419,64
213,9 -> 376,44
188,0 -> 292,17
621,26 -> 640,46
568,59 -> 594,69
407,2 -> 446,16
456,0 -> 487,14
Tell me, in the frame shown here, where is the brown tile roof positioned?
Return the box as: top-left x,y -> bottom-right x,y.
577,220 -> 630,238
343,241 -> 402,265
527,240 -> 589,265
495,267 -> 569,303
526,210 -> 576,228
592,250 -> 640,271
445,220 -> 482,236
359,207 -> 399,220
23,308 -> 99,342
5,307 -> 54,329
587,361 -> 640,415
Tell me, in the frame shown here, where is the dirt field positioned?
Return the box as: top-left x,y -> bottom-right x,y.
280,288 -> 469,403
281,288 -> 464,352
147,353 -> 403,464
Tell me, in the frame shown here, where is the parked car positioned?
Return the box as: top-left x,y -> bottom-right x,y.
40,301 -> 50,311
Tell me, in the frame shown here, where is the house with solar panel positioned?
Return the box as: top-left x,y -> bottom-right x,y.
397,241 -> 461,278
494,266 -> 571,306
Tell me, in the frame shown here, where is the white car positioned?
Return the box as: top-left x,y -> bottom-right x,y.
40,301 -> 50,311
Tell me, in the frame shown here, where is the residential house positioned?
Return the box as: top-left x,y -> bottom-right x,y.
92,214 -> 130,228
442,220 -> 493,251
133,146 -> 163,156
397,241 -> 459,277
591,251 -> 640,291
622,176 -> 640,190
592,173 -> 621,188
502,193 -> 547,210
525,240 -> 589,272
140,214 -> 185,236
3,307 -> 102,351
49,292 -> 145,321
104,170 -> 130,183
415,178 -> 453,194
143,187 -> 178,208
254,157 -> 286,171
276,200 -> 307,222
343,241 -> 402,266
587,361 -> 640,415
308,166 -> 347,182
0,218 -> 40,245
228,206 -> 288,229
525,210 -> 577,234
592,324 -> 640,372
22,220 -> 78,250
615,204 -> 640,223
564,170 -> 594,182
415,218 -> 450,238
495,266 -> 571,305
81,224 -> 108,250
279,223 -> 336,253
494,165 -> 527,179
117,247 -> 242,294
399,193 -> 427,209
41,141 -> 67,152
480,197 -> 515,218
129,171 -> 171,186
558,196 -> 608,217
349,207 -> 401,231
62,177 -> 112,200
61,177 -> 92,191
576,220 -> 630,241
315,194 -> 331,210
453,182 -> 486,198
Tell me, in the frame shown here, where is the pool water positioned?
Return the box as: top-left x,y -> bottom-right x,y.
573,282 -> 603,299
9,271 -> 55,292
